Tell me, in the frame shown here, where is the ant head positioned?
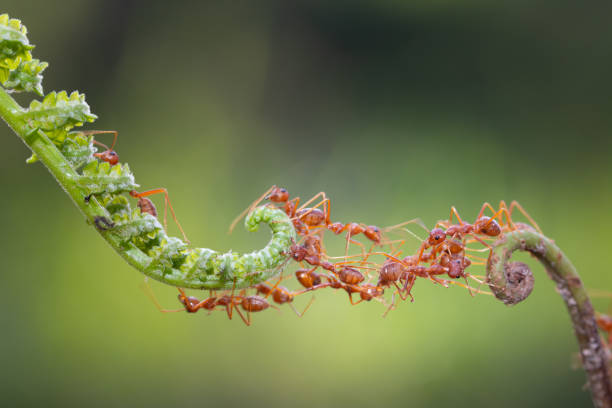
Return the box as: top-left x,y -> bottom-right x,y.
428,228 -> 446,245
178,293 -> 200,312
94,150 -> 119,165
476,217 -> 501,236
267,187 -> 289,203
448,258 -> 464,279
364,225 -> 382,243
290,243 -> 307,261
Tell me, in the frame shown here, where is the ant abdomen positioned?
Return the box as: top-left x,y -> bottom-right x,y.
379,260 -> 404,285
297,208 -> 326,226
475,216 -> 501,237
242,296 -> 270,312
338,266 -> 365,285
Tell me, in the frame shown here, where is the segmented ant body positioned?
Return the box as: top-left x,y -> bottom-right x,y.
176,289 -> 272,326
328,222 -> 382,245
266,187 -> 388,254
337,266 -> 365,285
177,290 -> 246,322
289,236 -> 336,273
82,130 -> 120,165
342,283 -> 385,305
255,282 -> 315,317
85,130 -> 190,242
295,268 -> 322,289
266,186 -> 331,234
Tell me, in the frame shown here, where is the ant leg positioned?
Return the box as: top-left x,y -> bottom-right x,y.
384,239 -> 406,254
480,205 -> 514,232
234,305 -> 250,326
140,278 -> 185,313
345,236 -> 367,260
130,188 -> 189,243
414,242 -> 429,264
347,291 -> 364,306
462,274 -> 475,297
81,130 -> 118,150
289,296 -> 315,317
398,275 -> 416,301
508,201 -> 543,234
393,282 -> 412,301
467,232 -> 493,250
384,218 -> 429,234
476,202 -> 512,228
286,197 -> 300,218
295,198 -> 330,226
449,206 -> 465,226
229,185 -> 276,233
382,293 -> 397,318
297,192 -> 328,213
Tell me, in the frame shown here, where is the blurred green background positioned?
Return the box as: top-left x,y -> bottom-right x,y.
2,1 -> 612,407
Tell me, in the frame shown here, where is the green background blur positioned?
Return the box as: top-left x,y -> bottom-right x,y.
2,1 -> 611,407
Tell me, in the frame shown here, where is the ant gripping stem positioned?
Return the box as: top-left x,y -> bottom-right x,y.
82,130 -> 119,165
129,189 -> 190,244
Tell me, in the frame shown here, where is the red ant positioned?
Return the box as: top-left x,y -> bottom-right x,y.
342,283 -> 385,305
175,288 -> 273,326
289,235 -> 336,273
228,186 -> 331,238
255,282 -> 315,317
83,130 -> 190,243
472,201 -> 543,235
81,130 -> 120,165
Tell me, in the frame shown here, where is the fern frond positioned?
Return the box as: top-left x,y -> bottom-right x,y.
0,14 -> 33,72
78,160 -> 138,194
1,58 -> 47,95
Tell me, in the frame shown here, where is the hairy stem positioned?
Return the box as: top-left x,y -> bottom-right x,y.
0,86 -> 157,274
0,86 -> 294,289
487,229 -> 612,408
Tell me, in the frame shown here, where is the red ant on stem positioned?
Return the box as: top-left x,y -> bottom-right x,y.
82,130 -> 190,243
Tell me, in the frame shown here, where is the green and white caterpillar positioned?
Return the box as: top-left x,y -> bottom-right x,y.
0,13 -> 296,290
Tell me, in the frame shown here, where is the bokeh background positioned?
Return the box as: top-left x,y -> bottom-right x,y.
1,1 -> 612,407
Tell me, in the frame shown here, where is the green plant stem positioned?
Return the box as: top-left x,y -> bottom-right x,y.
0,86 -> 156,277
487,229 -> 612,408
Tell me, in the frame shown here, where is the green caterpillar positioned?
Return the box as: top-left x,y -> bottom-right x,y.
0,13 -> 296,290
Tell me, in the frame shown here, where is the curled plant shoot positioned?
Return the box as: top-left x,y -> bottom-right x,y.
0,13 -> 296,290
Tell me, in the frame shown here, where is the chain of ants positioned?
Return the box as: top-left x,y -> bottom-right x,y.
87,132 -> 612,364
88,130 -> 570,328
176,185 -> 543,326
